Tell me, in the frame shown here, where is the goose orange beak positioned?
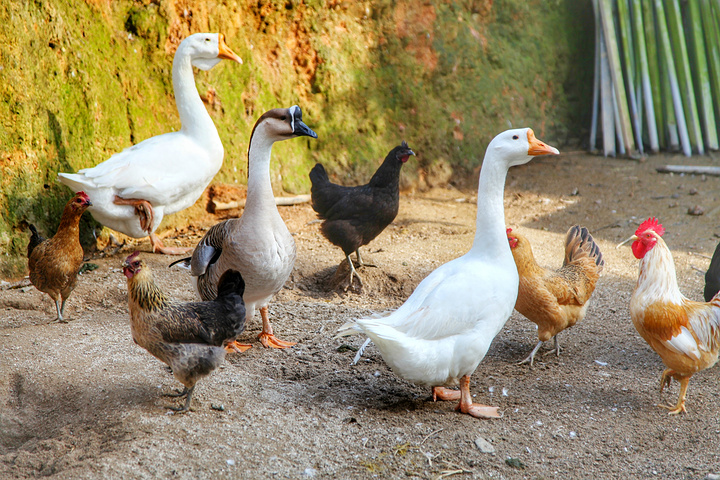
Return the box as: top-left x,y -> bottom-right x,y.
217,34 -> 243,65
527,129 -> 559,156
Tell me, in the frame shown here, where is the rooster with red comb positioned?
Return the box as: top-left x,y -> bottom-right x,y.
618,217 -> 720,414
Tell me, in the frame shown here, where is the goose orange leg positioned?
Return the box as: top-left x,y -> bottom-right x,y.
224,341 -> 252,353
432,386 -> 461,401
113,195 -> 190,255
258,306 -> 296,348
454,375 -> 501,419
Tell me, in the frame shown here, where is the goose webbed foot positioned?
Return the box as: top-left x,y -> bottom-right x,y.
455,375 -> 501,419
113,195 -> 154,234
225,341 -> 252,353
149,233 -> 192,255
258,306 -> 296,349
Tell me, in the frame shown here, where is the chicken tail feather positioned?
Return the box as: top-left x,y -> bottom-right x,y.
216,269 -> 245,299
27,224 -> 45,257
308,162 -> 329,187
564,225 -> 604,272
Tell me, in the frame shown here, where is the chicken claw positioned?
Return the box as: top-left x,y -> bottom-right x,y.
164,386 -> 195,413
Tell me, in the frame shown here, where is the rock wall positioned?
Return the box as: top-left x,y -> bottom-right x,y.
0,0 -> 593,277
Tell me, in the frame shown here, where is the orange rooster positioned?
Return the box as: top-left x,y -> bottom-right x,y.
507,226 -> 604,366
620,217 -> 720,414
27,191 -> 92,322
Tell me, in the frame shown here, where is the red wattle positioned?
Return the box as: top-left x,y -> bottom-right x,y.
631,240 -> 647,259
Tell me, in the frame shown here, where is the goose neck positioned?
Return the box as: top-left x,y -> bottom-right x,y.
470,156 -> 511,256
172,53 -> 219,142
245,130 -> 277,213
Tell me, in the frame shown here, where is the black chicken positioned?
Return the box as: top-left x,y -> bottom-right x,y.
309,141 -> 415,286
122,252 -> 247,412
704,241 -> 720,301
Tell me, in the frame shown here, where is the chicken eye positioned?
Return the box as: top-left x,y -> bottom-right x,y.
205,37 -> 211,42
512,135 -> 519,140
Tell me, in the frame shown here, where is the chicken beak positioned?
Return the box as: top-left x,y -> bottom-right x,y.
527,129 -> 560,156
217,34 -> 243,65
616,235 -> 638,249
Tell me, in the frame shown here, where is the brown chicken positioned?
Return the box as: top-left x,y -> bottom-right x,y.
27,191 -> 92,322
621,217 -> 720,414
507,225 -> 604,366
122,252 -> 246,412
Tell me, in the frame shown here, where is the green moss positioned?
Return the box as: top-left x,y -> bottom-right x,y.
0,0 -> 593,278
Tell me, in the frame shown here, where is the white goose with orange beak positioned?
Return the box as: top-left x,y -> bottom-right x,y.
337,128 -> 559,419
58,33 -> 243,254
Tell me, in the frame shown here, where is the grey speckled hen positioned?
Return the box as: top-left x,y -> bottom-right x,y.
172,106 -> 317,350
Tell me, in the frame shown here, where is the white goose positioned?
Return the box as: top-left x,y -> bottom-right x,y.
337,128 -> 559,418
58,33 -> 242,254
174,106 -> 317,349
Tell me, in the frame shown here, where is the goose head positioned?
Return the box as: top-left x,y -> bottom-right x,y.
250,105 -> 318,144
178,33 -> 243,71
486,128 -> 559,167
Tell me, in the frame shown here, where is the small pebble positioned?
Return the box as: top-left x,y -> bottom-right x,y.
226,459 -> 235,466
569,431 -> 577,439
688,205 -> 705,216
474,436 -> 495,454
705,474 -> 720,480
211,404 -> 225,411
505,458 -> 525,469
303,467 -> 317,477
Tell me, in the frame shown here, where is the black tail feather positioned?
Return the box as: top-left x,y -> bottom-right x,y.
309,163 -> 329,187
27,224 -> 45,257
216,269 -> 245,299
168,257 -> 191,269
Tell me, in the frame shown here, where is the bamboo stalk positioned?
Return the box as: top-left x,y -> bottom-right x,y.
600,23 -> 617,157
688,0 -> 718,150
642,0 -> 665,149
612,86 -> 627,155
655,0 -> 691,156
590,0 -> 602,152
599,0 -> 636,155
632,0 -> 659,152
665,0 -> 704,154
617,0 -> 644,154
703,0 -> 720,141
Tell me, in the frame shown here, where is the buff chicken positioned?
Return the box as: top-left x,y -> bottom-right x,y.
620,217 -> 720,414
27,191 -> 92,322
507,226 -> 604,366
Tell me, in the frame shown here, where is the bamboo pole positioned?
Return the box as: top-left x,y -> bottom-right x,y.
655,0 -> 691,156
632,0 -> 659,152
688,0 -> 718,150
665,0 -> 704,154
643,0 -> 666,149
703,0 -> 720,140
600,24 -> 617,156
599,0 -> 637,155
617,0 -> 644,154
590,0 -> 602,152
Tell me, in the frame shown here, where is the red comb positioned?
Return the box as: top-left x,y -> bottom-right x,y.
76,191 -> 90,200
506,228 -> 513,235
635,217 -> 665,237
125,251 -> 141,262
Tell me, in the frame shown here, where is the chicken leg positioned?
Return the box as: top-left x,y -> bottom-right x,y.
659,369 -> 689,415
49,298 -> 68,324
113,195 -> 190,255
258,306 -> 296,348
518,341 -> 544,366
164,386 -> 195,413
454,375 -> 501,419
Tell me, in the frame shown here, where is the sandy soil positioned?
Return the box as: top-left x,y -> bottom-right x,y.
2,152 -> 720,479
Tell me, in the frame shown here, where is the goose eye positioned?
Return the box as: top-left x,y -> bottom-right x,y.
280,116 -> 287,121
512,135 -> 519,140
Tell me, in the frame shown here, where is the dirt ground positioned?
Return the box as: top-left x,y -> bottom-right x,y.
2,152 -> 720,479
